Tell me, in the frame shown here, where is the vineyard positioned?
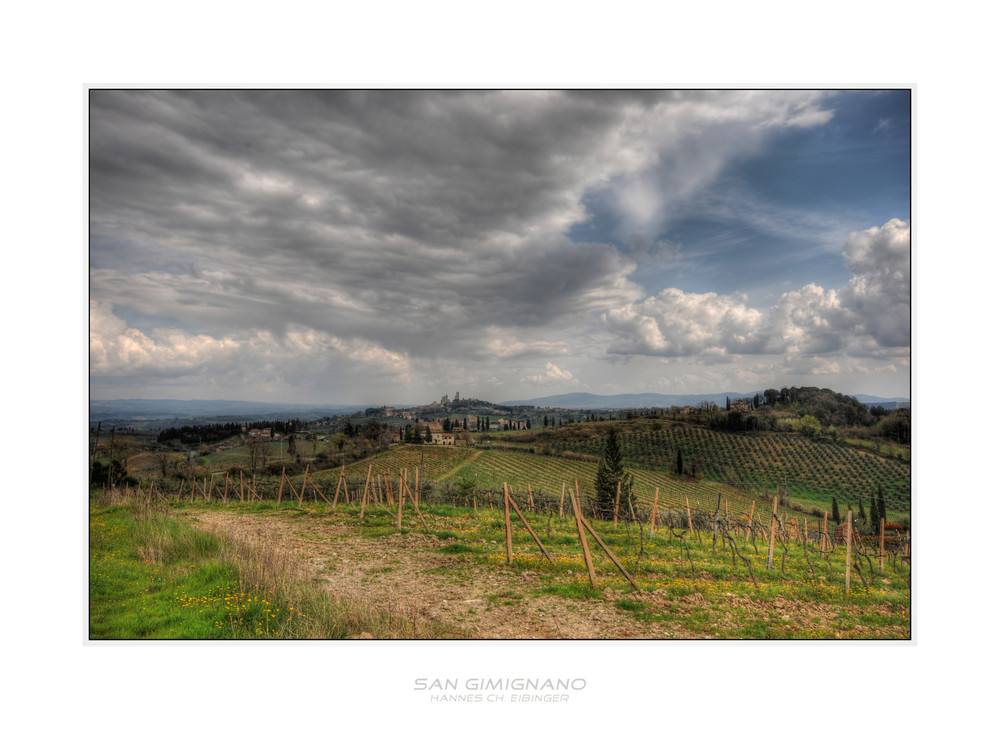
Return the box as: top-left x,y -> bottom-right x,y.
103,418 -> 912,641
541,422 -> 910,513
99,464 -> 911,639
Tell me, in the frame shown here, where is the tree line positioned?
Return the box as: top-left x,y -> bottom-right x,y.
156,419 -> 305,445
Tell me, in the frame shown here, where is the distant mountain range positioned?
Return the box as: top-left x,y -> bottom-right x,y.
89,399 -> 362,421
90,391 -> 910,423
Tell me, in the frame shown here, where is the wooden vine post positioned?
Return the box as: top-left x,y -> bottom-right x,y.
559,483 -> 566,519
766,495 -> 779,570
879,518 -> 886,571
332,468 -> 345,507
820,511 -> 829,553
613,482 -> 621,530
569,490 -> 597,588
712,492 -> 721,552
299,465 -> 310,508
745,501 -> 755,542
845,510 -> 853,595
396,471 -> 405,531
503,483 -> 513,566
359,465 -> 372,521
649,487 -> 660,535
276,468 -> 285,506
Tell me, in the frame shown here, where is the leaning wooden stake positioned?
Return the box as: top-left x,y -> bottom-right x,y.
276,468 -> 285,506
845,510 -> 854,595
506,491 -> 553,564
503,483 -> 513,566
307,472 -> 332,505
613,482 -> 621,530
821,511 -> 829,553
559,483 -> 566,519
578,511 -> 641,591
359,465 -> 372,522
766,495 -> 779,570
569,490 -> 598,588
401,479 -> 430,533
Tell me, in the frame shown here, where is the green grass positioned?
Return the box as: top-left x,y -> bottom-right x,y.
89,495 -> 462,639
89,502 -> 295,638
97,462 -> 911,639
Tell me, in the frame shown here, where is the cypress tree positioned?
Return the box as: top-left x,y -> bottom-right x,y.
594,429 -> 632,519
832,496 -> 841,524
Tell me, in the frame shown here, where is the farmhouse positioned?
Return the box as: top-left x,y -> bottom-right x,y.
432,433 -> 456,446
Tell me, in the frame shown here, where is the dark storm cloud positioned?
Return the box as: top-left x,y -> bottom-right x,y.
89,90 -> 650,351
91,89 -> 866,400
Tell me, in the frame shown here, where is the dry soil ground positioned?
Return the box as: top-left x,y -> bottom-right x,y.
183,509 -> 907,639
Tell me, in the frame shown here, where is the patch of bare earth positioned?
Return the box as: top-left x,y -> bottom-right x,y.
182,509 -> 907,639
183,509 -> 695,638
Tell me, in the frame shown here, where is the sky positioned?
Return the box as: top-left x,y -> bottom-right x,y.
89,89 -> 911,405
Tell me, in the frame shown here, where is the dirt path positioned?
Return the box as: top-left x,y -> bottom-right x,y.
435,448 -> 482,483
183,509 -> 693,638
182,509 -> 907,639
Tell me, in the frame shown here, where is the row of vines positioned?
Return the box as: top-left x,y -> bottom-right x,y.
545,423 -> 910,511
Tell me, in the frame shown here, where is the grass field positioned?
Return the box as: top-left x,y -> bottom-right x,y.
90,488 -> 911,639
89,492 -> 458,639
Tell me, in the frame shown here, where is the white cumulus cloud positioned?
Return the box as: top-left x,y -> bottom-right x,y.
603,219 -> 910,360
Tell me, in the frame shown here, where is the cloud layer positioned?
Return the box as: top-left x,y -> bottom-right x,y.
89,90 -> 909,402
